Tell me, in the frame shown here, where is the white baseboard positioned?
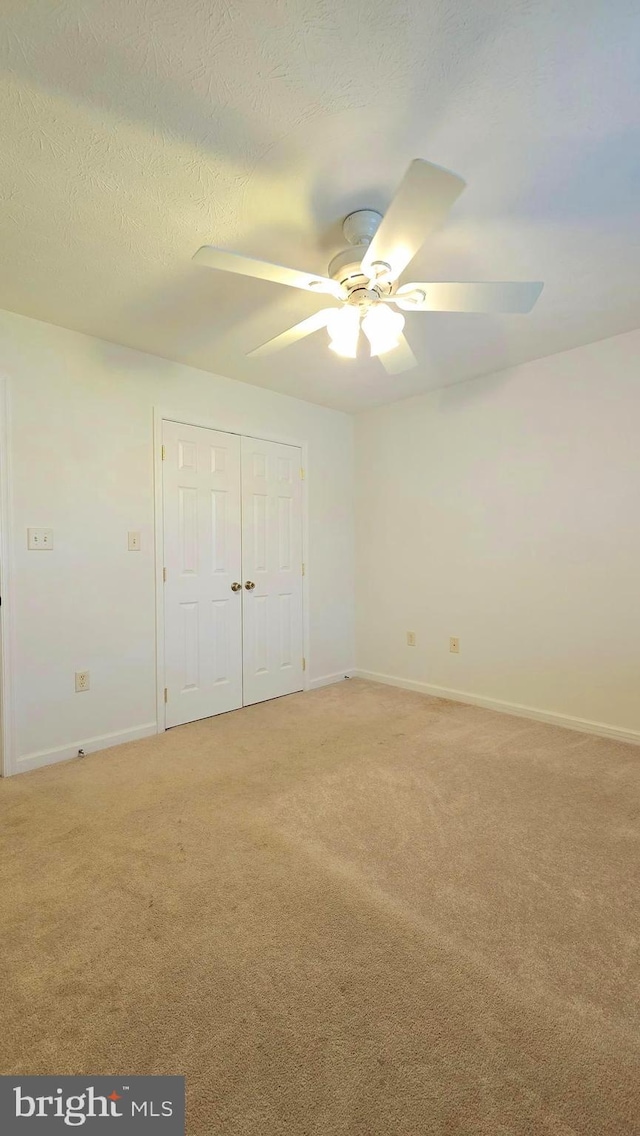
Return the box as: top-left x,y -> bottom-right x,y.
308,670 -> 355,691
15,722 -> 158,775
353,670 -> 640,746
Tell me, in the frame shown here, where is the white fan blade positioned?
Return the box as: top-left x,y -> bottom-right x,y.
395,281 -> 544,313
193,246 -> 345,300
362,160 -> 466,284
378,333 -> 417,375
247,308 -> 336,358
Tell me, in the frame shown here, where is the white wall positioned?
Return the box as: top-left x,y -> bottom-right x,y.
2,310 -> 637,773
355,329 -> 640,741
0,309 -> 354,773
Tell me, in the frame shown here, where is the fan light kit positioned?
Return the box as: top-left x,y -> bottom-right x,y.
193,159 -> 544,375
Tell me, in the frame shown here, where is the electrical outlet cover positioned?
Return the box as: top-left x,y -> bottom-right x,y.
75,671 -> 90,692
27,527 -> 54,550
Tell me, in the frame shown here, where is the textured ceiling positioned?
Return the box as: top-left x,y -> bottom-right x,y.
0,0 -> 639,412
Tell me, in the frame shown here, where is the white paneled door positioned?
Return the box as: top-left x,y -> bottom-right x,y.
241,436 -> 304,706
162,423 -> 304,727
163,422 -> 243,727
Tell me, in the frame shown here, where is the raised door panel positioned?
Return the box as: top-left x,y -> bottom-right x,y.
178,486 -> 198,575
211,598 -> 233,685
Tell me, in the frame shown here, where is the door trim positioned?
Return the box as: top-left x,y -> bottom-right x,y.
153,409 -> 310,732
0,376 -> 16,776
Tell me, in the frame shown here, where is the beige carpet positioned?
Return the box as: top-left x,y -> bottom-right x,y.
1,679 -> 639,1134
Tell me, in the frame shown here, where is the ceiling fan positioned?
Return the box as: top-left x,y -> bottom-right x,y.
193,159 -> 543,375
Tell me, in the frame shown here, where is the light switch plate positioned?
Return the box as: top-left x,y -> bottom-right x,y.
128,531 -> 141,551
27,528 -> 53,550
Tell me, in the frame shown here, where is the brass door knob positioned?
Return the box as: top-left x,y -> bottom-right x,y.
230,582 -> 242,592
244,580 -> 256,590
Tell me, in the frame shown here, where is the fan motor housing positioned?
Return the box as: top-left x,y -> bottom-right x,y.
327,248 -> 369,289
346,286 -> 380,308
327,209 -> 394,299
328,254 -> 393,301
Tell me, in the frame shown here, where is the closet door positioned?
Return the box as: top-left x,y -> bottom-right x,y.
241,437 -> 304,706
163,421 -> 243,726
